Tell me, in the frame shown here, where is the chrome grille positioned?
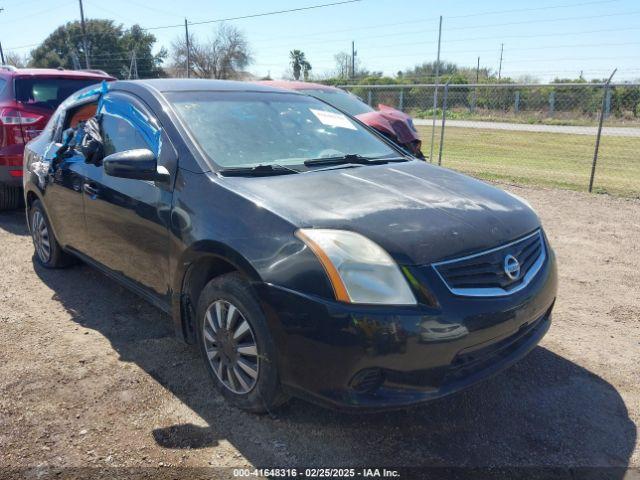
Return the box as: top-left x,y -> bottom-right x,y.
432,230 -> 546,297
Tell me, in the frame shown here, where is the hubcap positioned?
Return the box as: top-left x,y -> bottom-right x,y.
31,210 -> 51,263
202,300 -> 259,395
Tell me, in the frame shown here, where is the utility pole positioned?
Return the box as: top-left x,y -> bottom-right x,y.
0,8 -> 5,64
472,56 -> 480,113
133,52 -> 138,79
78,0 -> 90,69
128,50 -> 138,79
428,15 -> 443,163
351,41 -> 356,79
589,68 -> 617,193
71,51 -> 81,70
498,43 -> 504,81
184,18 -> 190,78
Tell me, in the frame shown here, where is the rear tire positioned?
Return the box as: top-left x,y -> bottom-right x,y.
29,199 -> 74,268
196,272 -> 288,413
0,184 -> 22,211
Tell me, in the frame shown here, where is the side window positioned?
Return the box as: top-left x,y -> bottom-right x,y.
101,112 -> 151,157
64,102 -> 98,130
0,78 -> 7,96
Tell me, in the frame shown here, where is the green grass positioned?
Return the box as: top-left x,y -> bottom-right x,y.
411,109 -> 640,128
417,125 -> 640,198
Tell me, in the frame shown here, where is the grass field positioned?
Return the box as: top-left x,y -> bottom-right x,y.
417,125 -> 640,198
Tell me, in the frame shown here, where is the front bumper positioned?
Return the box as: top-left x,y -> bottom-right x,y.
255,247 -> 558,411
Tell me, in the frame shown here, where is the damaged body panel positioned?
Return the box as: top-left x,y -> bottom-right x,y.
23,79 -> 557,412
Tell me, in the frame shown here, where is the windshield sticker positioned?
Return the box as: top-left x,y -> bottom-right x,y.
310,109 -> 357,130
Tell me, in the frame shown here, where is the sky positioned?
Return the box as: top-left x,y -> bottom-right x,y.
1,0 -> 639,82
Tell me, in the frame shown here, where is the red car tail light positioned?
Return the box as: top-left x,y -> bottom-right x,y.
0,108 -> 44,125
0,108 -> 44,147
0,154 -> 23,166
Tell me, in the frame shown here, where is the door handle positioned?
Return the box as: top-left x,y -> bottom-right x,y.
83,183 -> 99,197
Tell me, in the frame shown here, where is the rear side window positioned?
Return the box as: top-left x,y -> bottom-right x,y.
15,77 -> 102,111
64,102 -> 98,130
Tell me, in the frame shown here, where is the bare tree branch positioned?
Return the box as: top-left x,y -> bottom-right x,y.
170,23 -> 252,79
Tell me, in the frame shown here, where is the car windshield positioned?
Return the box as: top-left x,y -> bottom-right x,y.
166,91 -> 397,169
15,77 -> 103,110
298,88 -> 374,116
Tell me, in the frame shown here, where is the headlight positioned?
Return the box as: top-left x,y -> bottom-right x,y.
296,229 -> 417,305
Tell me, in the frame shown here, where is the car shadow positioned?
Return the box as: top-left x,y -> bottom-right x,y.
33,261 -> 636,472
0,209 -> 29,236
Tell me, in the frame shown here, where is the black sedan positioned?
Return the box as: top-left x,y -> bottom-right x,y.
23,79 -> 557,412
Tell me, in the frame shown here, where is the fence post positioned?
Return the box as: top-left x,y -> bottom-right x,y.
399,88 -> 404,111
438,82 -> 450,166
471,86 -> 477,113
549,91 -> 555,116
589,69 -> 617,193
515,91 -> 520,114
367,90 -> 372,106
604,89 -> 612,118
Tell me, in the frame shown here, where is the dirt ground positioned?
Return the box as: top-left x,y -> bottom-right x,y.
0,184 -> 638,476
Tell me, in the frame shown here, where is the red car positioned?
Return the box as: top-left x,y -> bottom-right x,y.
257,80 -> 424,159
0,66 -> 114,210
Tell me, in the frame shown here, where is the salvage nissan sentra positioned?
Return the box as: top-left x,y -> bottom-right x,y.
23,79 -> 557,412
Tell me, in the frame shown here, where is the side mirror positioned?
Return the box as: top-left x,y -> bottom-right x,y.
103,149 -> 169,182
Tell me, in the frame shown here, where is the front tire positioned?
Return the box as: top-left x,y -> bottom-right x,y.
29,200 -> 74,268
196,273 -> 288,413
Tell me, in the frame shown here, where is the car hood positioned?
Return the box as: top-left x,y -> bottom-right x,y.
356,104 -> 419,144
218,161 -> 540,265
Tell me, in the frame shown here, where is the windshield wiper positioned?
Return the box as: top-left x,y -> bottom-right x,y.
303,154 -> 408,167
218,164 -> 300,177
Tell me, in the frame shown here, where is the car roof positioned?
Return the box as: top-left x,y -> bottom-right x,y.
2,67 -> 114,80
62,78 -> 307,110
122,78 -> 301,94
256,80 -> 340,92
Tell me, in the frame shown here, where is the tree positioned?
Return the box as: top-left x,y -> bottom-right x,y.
118,25 -> 167,79
332,51 -> 378,80
334,51 -> 352,78
289,50 -> 311,81
29,19 -> 166,78
3,52 -> 28,68
401,61 -> 459,81
170,23 -> 252,79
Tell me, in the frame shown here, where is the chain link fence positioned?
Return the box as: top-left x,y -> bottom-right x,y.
340,83 -> 640,198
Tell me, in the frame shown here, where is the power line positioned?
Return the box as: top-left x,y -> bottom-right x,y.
144,0 -> 362,30
340,42 -> 640,61
4,0 -> 363,50
436,26 -> 640,44
252,24 -> 640,57
445,10 -> 640,31
447,0 -> 620,19
252,13 -> 640,53
256,0 -> 621,43
0,0 -> 76,26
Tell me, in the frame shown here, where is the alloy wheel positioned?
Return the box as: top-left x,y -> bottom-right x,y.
202,300 -> 259,394
32,210 -> 51,264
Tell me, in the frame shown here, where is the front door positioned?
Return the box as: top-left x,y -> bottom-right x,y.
81,91 -> 177,306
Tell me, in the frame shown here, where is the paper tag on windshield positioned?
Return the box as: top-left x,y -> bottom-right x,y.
310,109 -> 357,130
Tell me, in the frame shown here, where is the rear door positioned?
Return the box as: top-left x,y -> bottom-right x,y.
81,91 -> 177,307
39,101 -> 98,250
